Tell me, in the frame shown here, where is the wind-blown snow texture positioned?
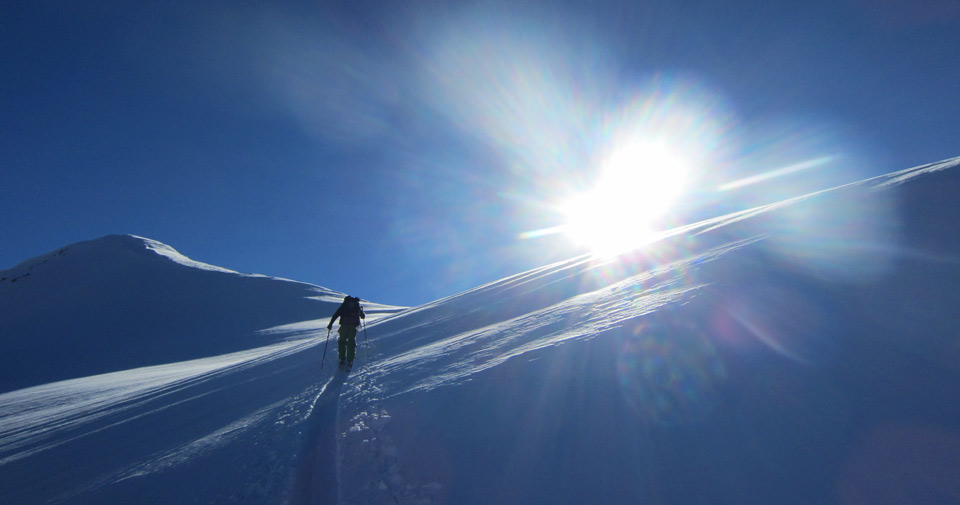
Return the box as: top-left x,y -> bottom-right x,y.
2,157 -> 960,505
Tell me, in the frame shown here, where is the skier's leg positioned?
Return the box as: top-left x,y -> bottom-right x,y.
347,332 -> 357,363
341,326 -> 358,363
337,327 -> 347,363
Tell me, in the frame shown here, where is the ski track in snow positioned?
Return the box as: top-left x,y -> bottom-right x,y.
3,157 -> 960,504
323,155 -> 950,502
285,369 -> 348,505
0,339 -> 312,465
328,235 -> 762,504
0,335 -> 344,505
0,238 -> 404,505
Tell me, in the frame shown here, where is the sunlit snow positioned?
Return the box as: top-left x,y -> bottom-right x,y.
2,157 -> 960,504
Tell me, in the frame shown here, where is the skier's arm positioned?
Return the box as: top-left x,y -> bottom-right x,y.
327,307 -> 342,330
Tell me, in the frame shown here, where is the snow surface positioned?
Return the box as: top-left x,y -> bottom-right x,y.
2,157 -> 960,504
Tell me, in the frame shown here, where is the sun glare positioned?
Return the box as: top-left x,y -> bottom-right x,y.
562,141 -> 689,257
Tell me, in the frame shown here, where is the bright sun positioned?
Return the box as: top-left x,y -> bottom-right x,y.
561,140 -> 689,257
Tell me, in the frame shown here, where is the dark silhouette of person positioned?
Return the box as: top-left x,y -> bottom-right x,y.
327,296 -> 365,367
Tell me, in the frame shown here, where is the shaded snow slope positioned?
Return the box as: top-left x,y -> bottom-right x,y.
0,234 -> 403,393
335,156 -> 960,504
2,157 -> 960,505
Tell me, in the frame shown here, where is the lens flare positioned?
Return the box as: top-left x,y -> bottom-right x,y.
616,317 -> 726,426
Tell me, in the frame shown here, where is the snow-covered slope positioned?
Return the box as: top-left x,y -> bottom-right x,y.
0,234 -> 402,393
335,157 -> 960,505
2,157 -> 960,505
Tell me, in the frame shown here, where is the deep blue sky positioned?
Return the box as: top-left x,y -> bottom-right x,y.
2,0 -> 958,306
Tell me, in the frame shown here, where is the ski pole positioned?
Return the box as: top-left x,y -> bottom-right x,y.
321,328 -> 331,369
362,319 -> 369,347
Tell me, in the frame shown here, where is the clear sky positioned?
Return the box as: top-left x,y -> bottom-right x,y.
2,0 -> 959,306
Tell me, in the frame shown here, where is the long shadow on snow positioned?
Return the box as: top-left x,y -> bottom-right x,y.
288,369 -> 348,505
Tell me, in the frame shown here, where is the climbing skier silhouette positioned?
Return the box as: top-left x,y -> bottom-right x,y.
327,295 -> 365,369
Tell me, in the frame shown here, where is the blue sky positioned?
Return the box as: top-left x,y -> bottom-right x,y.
2,0 -> 959,306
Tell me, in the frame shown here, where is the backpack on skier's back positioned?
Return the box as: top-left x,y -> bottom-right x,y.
339,296 -> 364,326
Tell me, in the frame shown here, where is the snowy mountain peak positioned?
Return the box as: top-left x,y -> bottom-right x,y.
135,235 -> 242,274
1,235 -> 209,288
3,158 -> 960,505
0,234 -> 390,393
